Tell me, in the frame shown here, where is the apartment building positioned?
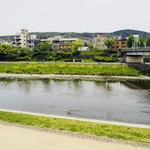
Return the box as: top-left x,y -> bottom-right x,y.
59,38 -> 77,50
113,37 -> 127,50
52,36 -> 77,51
94,34 -> 108,50
15,29 -> 29,48
133,34 -> 139,42
28,34 -> 41,48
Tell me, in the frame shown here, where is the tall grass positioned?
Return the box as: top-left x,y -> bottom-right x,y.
0,63 -> 141,76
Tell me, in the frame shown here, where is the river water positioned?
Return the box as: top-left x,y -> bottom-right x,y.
0,79 -> 150,125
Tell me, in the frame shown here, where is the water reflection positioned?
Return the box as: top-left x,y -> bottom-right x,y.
94,81 -> 114,91
18,80 -> 31,93
0,79 -> 150,124
122,81 -> 150,89
72,80 -> 83,91
41,79 -> 52,92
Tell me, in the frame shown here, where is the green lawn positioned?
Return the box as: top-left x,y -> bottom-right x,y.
0,111 -> 149,144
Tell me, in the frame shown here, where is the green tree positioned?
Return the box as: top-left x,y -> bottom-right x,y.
138,37 -> 145,47
146,36 -> 150,47
0,44 -> 20,54
104,39 -> 115,50
88,42 -> 94,50
127,35 -> 135,48
33,41 -> 52,52
72,39 -> 84,55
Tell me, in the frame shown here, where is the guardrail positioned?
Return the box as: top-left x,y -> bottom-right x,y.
122,47 -> 150,51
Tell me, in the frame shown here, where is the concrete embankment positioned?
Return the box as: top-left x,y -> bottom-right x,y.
0,73 -> 150,81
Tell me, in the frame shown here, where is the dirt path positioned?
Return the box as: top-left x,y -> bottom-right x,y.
0,123 -> 149,150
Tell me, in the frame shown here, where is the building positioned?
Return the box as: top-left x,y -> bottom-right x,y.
113,37 -> 127,50
132,34 -> 140,48
94,34 -> 107,50
59,38 -> 77,50
0,40 -> 11,45
28,34 -> 41,48
51,36 -> 78,51
133,34 -> 139,43
14,30 -> 82,51
15,29 -> 29,48
51,36 -> 62,50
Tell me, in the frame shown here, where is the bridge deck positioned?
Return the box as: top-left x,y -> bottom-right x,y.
121,48 -> 150,56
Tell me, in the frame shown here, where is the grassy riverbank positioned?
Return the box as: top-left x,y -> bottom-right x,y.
0,111 -> 150,144
0,63 -> 141,76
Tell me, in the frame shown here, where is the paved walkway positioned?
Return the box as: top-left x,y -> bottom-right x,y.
0,123 -> 149,150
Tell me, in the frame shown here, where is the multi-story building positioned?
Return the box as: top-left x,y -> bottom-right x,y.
15,29 -> 29,48
94,34 -> 108,50
0,40 -> 11,45
59,38 -> 77,51
51,36 -> 62,50
113,37 -> 127,50
133,34 -> 139,43
132,34 -> 140,47
52,36 -> 78,51
28,34 -> 41,48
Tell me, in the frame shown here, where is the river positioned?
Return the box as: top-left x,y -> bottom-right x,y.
0,79 -> 150,125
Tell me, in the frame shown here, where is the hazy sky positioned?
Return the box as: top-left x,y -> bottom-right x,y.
0,0 -> 150,35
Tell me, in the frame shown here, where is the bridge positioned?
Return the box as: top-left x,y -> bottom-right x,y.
121,48 -> 150,63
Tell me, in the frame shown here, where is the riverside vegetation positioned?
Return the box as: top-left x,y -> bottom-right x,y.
0,111 -> 149,144
0,42 -> 119,62
0,63 -> 141,76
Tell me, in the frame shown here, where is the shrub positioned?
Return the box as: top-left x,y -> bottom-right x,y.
46,56 -> 55,61
62,52 -> 72,59
15,56 -> 30,61
64,59 -> 73,62
93,56 -> 117,62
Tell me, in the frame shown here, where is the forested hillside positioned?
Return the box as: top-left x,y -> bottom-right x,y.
0,29 -> 150,41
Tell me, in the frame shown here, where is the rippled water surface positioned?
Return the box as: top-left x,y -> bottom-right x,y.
0,79 -> 150,124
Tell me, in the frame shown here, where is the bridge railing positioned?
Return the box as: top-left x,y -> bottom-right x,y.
122,47 -> 150,51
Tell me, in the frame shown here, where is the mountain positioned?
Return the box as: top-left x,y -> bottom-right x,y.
0,29 -> 150,41
30,32 -> 96,40
109,29 -> 150,38
30,29 -> 150,39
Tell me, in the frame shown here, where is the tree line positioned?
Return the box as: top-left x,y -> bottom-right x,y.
127,35 -> 150,48
104,35 -> 150,50
1,35 -> 150,62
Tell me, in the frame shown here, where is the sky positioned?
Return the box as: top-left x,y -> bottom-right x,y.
0,0 -> 150,35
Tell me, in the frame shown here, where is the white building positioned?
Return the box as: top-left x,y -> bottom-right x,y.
28,34 -> 37,48
15,29 -> 29,48
0,40 -> 11,45
133,34 -> 139,42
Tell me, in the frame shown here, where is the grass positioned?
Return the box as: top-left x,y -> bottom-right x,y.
0,63 -> 141,76
0,111 -> 150,144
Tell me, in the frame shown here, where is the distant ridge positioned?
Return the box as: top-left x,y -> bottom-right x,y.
110,29 -> 150,38
0,29 -> 150,41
